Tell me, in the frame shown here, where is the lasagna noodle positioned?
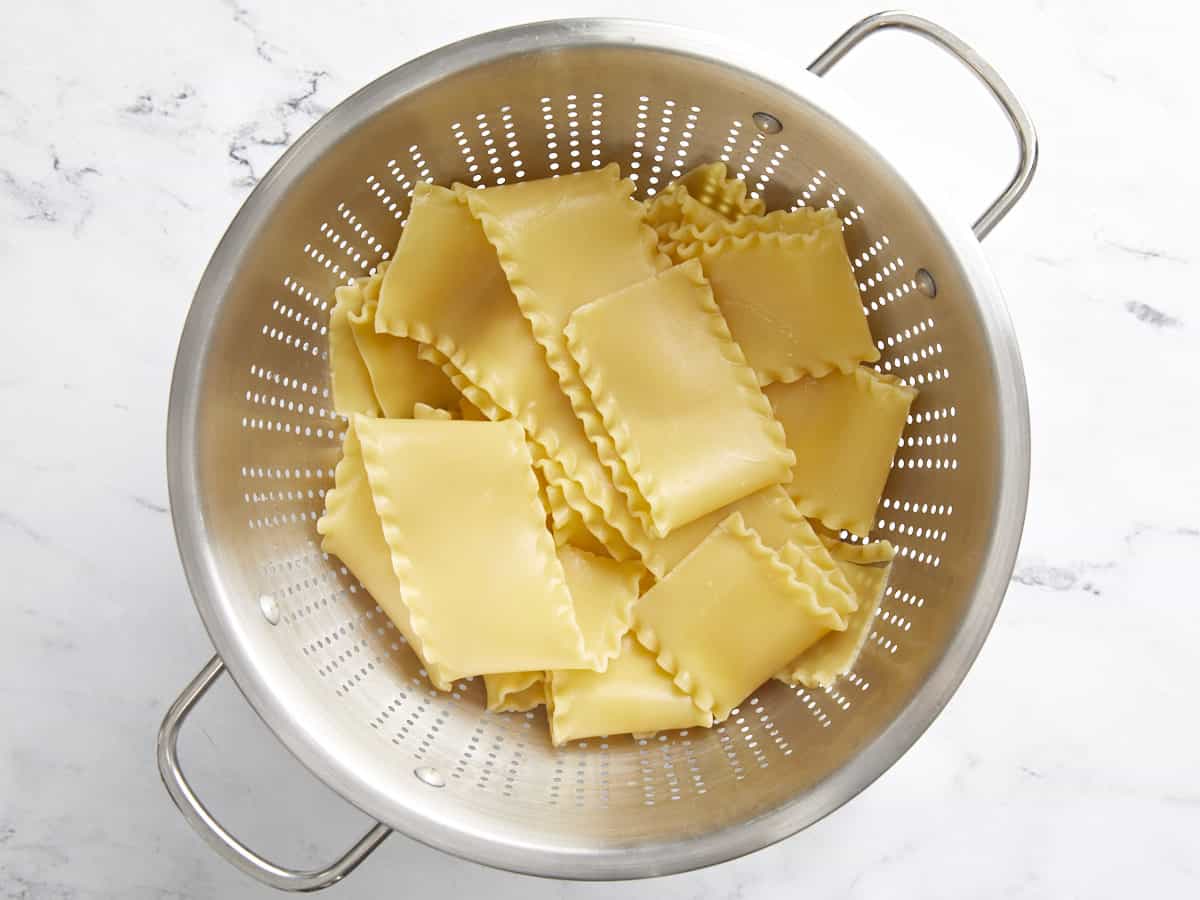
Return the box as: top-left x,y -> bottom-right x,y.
641,484 -> 847,608
639,483 -> 857,622
645,184 -> 728,235
484,671 -> 545,713
633,513 -> 847,722
315,420 -> 453,689
558,545 -> 644,670
355,416 -> 597,677
484,545 -> 641,713
689,223 -> 879,385
376,182 -> 649,561
779,559 -> 893,688
545,479 -> 609,554
547,634 -> 712,746
329,281 -> 381,417
664,206 -> 836,263
411,402 -> 453,421
458,165 -> 665,534
347,302 -> 460,419
767,368 -> 917,537
811,519 -> 899,565
673,161 -> 766,219
644,161 -> 766,237
565,260 -> 794,536
538,453 -> 631,557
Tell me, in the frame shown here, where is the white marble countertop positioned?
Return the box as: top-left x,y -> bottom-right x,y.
2,0 -> 1197,896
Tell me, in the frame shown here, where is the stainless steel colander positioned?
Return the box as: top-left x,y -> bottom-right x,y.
157,12 -> 1035,890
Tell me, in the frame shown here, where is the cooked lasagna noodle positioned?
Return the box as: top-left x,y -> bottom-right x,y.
458,166 -> 665,534
484,671 -> 545,714
565,260 -> 794,536
347,264 -> 460,418
318,162 -> 917,744
685,222 -> 879,385
634,514 -> 847,722
328,280 -> 381,417
355,416 -> 599,678
767,367 -> 916,536
376,181 -> 647,561
547,634 -> 711,745
777,549 -> 894,688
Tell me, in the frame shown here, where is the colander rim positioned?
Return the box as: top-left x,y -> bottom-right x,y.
166,16 -> 1030,880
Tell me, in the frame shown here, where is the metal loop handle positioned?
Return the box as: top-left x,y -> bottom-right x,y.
809,10 -> 1038,240
157,656 -> 391,892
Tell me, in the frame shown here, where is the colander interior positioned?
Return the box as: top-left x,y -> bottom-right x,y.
171,21 -> 1024,878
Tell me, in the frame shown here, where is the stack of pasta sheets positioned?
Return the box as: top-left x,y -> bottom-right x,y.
318,161 -> 916,746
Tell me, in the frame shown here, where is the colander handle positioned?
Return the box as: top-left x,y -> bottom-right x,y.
809,11 -> 1038,240
156,655 -> 391,891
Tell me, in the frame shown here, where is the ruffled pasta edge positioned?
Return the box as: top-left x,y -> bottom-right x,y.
634,513 -> 843,722
485,671 -> 546,713
566,259 -> 793,538
686,228 -> 883,383
661,207 -> 837,262
790,366 -> 918,537
676,162 -> 766,219
587,555 -> 644,674
356,415 -> 598,675
785,515 -> 858,611
777,560 -> 893,687
455,168 -> 663,542
316,422 -> 457,690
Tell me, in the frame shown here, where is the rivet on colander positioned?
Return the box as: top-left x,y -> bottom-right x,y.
258,594 -> 280,625
915,268 -> 938,298
752,111 -> 783,135
414,766 -> 446,788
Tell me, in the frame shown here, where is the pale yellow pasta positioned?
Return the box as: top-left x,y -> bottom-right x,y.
411,402 -> 453,421
640,483 -> 858,624
509,416 -> 631,559
378,184 -> 558,425
319,163 -> 909,741
376,182 -> 648,560
688,221 -> 879,385
484,546 -> 640,715
558,545 -> 643,670
673,161 -> 766,219
529,441 -> 557,523
645,162 -> 765,236
787,513 -> 864,600
778,559 -> 892,688
565,260 -> 794,536
663,207 -> 834,263
329,281 -> 380,417
812,521 -> 899,565
537,453 -> 630,557
348,303 -> 459,420
641,485 -> 792,577
634,513 -> 847,722
645,184 -> 728,235
547,634 -> 711,746
831,540 -> 897,565
415,342 -> 505,424
686,489 -> 859,614
767,367 -> 917,536
315,420 -> 452,689
459,165 -> 665,534
545,480 -> 607,553
484,671 -> 545,713
355,416 -> 598,677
